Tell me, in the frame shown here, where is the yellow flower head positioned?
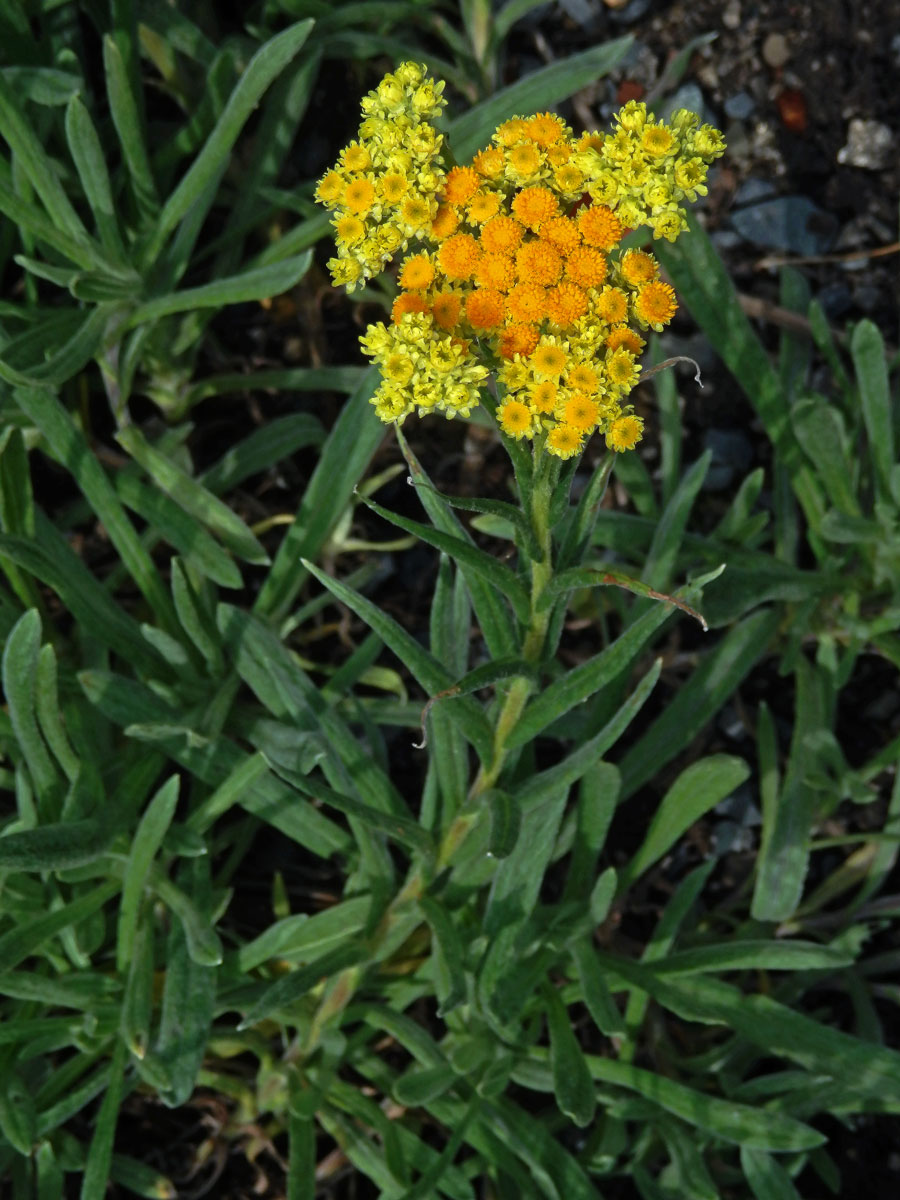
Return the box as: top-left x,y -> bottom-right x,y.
498,398 -> 534,439
606,413 -> 644,452
531,341 -> 568,379
547,425 -> 583,459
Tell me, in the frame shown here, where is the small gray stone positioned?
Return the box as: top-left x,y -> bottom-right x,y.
733,177 -> 777,206
722,0 -> 741,30
731,195 -> 838,255
761,32 -> 790,69
724,91 -> 755,120
837,119 -> 895,170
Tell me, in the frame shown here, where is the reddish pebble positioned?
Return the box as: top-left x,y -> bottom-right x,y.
616,80 -> 644,104
777,88 -> 807,133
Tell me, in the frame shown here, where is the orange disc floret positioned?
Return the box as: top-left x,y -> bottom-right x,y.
465,287 -> 506,330
563,393 -> 601,431
524,112 -> 567,146
531,341 -> 568,379
634,280 -> 677,328
546,281 -> 588,327
467,189 -> 503,225
547,425 -> 583,459
542,216 -> 582,255
507,281 -> 548,324
620,249 -> 658,285
565,246 -> 608,289
498,323 -> 539,359
398,254 -> 436,290
480,215 -> 525,254
497,398 -> 533,439
606,325 -> 645,354
595,286 -> 628,324
442,166 -> 481,206
515,240 -> 562,286
431,204 -> 460,240
476,251 -> 516,292
432,291 -> 463,331
512,186 -> 558,230
606,413 -> 644,452
391,293 -> 430,323
507,143 -> 542,176
438,232 -> 481,280
472,146 -> 505,179
578,204 -> 625,249
344,177 -> 376,214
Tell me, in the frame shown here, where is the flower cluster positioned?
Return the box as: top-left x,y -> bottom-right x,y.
316,65 -> 724,457
314,62 -> 447,290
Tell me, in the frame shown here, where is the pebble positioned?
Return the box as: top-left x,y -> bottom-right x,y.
733,177 -> 776,206
761,32 -> 790,69
722,1 -> 741,30
837,119 -> 895,170
703,428 -> 754,492
724,91 -> 755,120
730,195 -> 838,256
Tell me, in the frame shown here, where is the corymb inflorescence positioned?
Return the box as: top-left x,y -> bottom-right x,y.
316,63 -> 725,458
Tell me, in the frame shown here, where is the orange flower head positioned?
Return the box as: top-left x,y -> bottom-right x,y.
546,281 -> 588,327
542,216 -> 581,255
431,204 -> 459,240
438,232 -> 481,280
564,246 -> 607,289
606,325 -> 645,354
563,393 -> 601,431
507,143 -> 542,176
633,280 -> 677,328
431,291 -> 463,331
476,251 -> 516,292
620,249 -> 658,285
498,323 -> 539,360
547,424 -> 583,459
578,204 -> 625,249
480,215 -> 525,255
391,292 -> 430,324
511,186 -> 558,230
515,240 -> 562,286
524,112 -> 567,146
398,254 -> 435,290
467,189 -> 503,225
595,286 -> 628,324
506,281 -> 547,324
497,398 -> 533,438
465,288 -> 506,330
495,117 -> 531,146
473,146 -> 505,179
443,165 -> 481,206
343,177 -> 376,214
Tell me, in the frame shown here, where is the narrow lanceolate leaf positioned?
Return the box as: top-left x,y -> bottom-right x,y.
851,318 -> 894,502
571,939 -> 626,1036
363,496 -> 531,626
2,609 -> 61,807
409,478 -> 543,561
301,560 -> 493,764
0,1067 -> 36,1154
143,20 -> 314,261
64,96 -> 126,258
542,563 -> 708,629
486,788 -> 521,859
512,602 -> 672,746
617,755 -> 751,893
545,983 -> 596,1127
126,252 -> 312,325
116,776 -> 180,972
0,880 -> 118,973
418,896 -> 466,1015
650,939 -> 852,977
80,1039 -> 127,1200
0,819 -> 113,871
116,425 -> 268,564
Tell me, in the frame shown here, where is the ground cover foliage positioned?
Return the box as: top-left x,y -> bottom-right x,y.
0,1 -> 898,1197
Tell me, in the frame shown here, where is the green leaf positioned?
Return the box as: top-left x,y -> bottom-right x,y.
2,608 -> 61,807
510,602 -> 673,747
300,561 -> 493,764
238,895 -> 370,974
642,450 -> 710,593
103,36 -> 158,220
0,880 -> 118,973
199,413 -> 325,493
0,819 -> 112,871
116,776 -> 180,972
363,495 -> 531,626
740,1148 -> 802,1200
80,1040 -> 127,1200
13,388 -> 177,632
651,939 -> 851,976
0,1066 -> 36,1155
617,608 -> 779,800
791,395 -> 858,517
851,318 -> 894,503
144,20 -> 314,262
448,37 -> 633,159
617,755 -> 750,893
486,788 -> 520,858
418,896 -> 466,1016
239,942 -> 367,1029
484,786 -> 568,937
64,96 -> 126,258
571,939 -> 626,1036
542,562 -> 708,629
116,425 -> 268,565
545,982 -> 596,1127
126,252 -> 312,326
